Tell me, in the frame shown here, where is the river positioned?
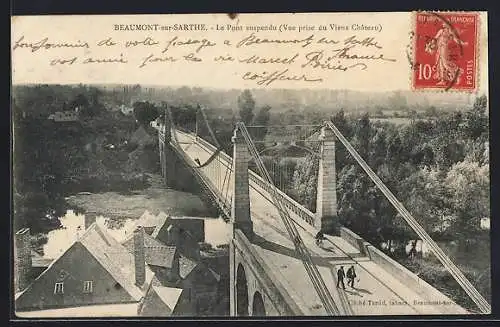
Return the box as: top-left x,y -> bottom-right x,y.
42,173 -> 231,259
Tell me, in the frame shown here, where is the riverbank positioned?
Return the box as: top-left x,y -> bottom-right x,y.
42,173 -> 221,258
66,173 -> 211,220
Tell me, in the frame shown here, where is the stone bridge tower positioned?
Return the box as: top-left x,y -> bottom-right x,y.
230,124 -> 253,239
315,125 -> 339,234
158,108 -> 176,188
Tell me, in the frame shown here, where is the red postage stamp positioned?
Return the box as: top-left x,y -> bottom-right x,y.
412,12 -> 479,91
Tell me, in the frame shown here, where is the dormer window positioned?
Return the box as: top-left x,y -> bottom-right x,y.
83,281 -> 93,293
54,282 -> 64,294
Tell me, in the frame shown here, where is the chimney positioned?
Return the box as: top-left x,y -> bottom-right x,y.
14,228 -> 32,292
168,249 -> 180,282
85,212 -> 97,230
133,226 -> 146,286
165,224 -> 177,246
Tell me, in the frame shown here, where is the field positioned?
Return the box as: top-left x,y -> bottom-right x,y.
66,173 -> 210,220
370,117 -> 413,125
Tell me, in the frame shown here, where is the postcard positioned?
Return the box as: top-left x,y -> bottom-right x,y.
11,12 -> 490,317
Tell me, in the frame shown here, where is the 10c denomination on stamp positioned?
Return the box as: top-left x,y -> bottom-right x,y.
413,11 -> 479,91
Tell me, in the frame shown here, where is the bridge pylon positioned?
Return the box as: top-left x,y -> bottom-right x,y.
231,124 -> 253,239
158,110 -> 176,188
315,123 -> 339,234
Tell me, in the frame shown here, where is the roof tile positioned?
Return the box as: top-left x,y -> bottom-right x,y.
179,255 -> 198,279
122,232 -> 177,268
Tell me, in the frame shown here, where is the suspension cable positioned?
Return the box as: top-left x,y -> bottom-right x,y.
238,122 -> 341,315
325,121 -> 490,314
198,104 -> 220,148
167,105 -> 233,214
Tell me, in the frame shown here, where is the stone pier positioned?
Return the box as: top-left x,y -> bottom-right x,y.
231,125 -> 253,239
315,125 -> 339,234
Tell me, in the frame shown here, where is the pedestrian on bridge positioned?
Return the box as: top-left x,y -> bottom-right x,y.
315,231 -> 325,247
347,265 -> 357,289
336,266 -> 346,289
408,240 -> 418,260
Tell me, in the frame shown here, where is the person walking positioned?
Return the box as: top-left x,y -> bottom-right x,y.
336,266 -> 346,289
315,230 -> 325,246
347,265 -> 357,288
408,240 -> 417,260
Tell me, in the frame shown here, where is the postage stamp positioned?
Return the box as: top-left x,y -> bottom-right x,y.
412,11 -> 479,91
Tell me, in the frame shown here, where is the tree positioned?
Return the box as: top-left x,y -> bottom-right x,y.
290,155 -> 318,212
374,108 -> 385,118
388,90 -> 408,112
133,101 -> 159,126
386,130 -> 404,165
402,167 -> 451,237
352,113 -> 371,160
237,90 -> 255,125
331,109 -> 352,138
445,159 -> 490,243
337,165 -> 381,241
425,106 -> 438,117
71,94 -> 90,111
369,128 -> 387,168
331,109 -> 352,172
462,95 -> 488,140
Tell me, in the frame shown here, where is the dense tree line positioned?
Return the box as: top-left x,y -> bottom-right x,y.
289,96 -> 489,253
185,91 -> 489,257
13,86 -> 147,236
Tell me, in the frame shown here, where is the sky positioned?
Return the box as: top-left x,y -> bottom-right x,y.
11,12 -> 488,94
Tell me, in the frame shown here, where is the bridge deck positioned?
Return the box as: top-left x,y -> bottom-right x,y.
174,130 -> 468,316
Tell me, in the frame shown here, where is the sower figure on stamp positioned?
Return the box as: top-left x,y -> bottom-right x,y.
347,265 -> 357,289
336,266 -> 346,289
428,22 -> 468,85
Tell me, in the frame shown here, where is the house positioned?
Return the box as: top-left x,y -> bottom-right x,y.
176,255 -> 221,315
150,119 -> 163,130
139,281 -> 186,316
122,231 -> 179,284
15,211 -> 224,317
13,229 -> 53,294
30,250 -> 53,279
47,111 -> 79,122
136,246 -> 220,316
480,217 -> 490,230
15,218 -> 155,315
129,125 -> 156,148
128,211 -> 203,261
127,211 -> 223,316
120,105 -> 134,116
133,210 -> 169,235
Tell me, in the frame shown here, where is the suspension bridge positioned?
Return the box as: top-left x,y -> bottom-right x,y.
151,105 -> 490,316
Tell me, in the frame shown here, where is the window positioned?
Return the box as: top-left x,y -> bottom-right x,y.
54,282 -> 64,294
83,281 -> 93,293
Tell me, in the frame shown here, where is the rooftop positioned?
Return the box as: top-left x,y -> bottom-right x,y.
122,231 -> 177,268
179,255 -> 198,279
78,223 -> 154,301
130,210 -> 170,234
152,286 -> 183,312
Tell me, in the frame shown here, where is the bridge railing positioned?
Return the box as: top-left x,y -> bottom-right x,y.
170,130 -> 232,218
190,130 -> 318,227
